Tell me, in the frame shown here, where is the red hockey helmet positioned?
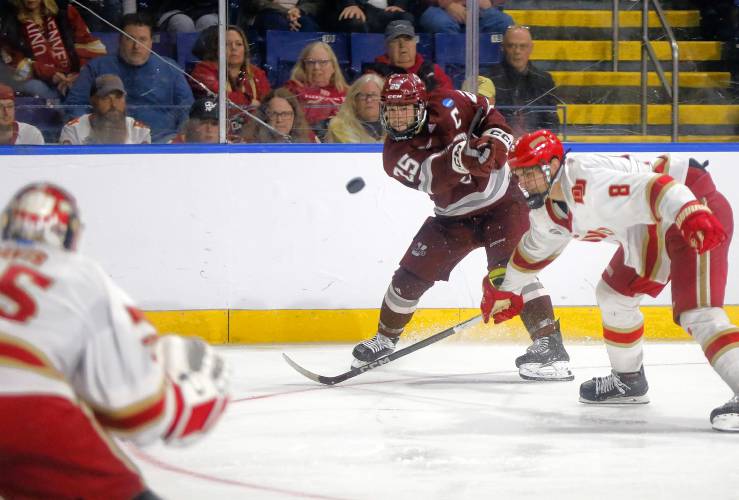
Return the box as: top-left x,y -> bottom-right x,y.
380,73 -> 428,140
507,130 -> 565,209
1,183 -> 81,250
508,129 -> 564,170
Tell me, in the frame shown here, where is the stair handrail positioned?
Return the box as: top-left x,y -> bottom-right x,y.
612,0 -> 619,71
641,0 -> 680,140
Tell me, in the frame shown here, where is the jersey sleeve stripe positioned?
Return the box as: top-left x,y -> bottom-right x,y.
92,383 -> 168,433
510,246 -> 559,273
0,333 -> 63,380
646,174 -> 677,222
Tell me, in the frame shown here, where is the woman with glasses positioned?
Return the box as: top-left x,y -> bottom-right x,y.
326,73 -> 384,143
284,41 -> 348,140
241,87 -> 318,143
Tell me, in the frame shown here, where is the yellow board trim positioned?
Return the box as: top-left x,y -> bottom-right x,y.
144,307 -> 739,344
531,40 -> 721,61
558,104 -> 739,126
564,135 -> 739,143
509,10 -> 700,28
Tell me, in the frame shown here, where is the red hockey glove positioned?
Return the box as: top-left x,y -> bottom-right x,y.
481,275 -> 523,324
676,203 -> 726,254
158,335 -> 230,446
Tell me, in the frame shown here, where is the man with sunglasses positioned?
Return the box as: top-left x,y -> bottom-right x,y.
482,130 -> 738,431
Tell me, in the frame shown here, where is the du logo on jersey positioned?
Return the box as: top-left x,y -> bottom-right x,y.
411,242 -> 428,257
442,98 -> 454,108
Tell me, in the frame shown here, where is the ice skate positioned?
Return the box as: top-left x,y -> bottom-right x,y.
515,330 -> 573,381
579,366 -> 649,404
710,395 -> 739,432
351,333 -> 399,368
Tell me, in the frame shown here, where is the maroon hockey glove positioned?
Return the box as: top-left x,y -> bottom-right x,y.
451,132 -> 509,177
481,275 -> 523,324
676,203 -> 726,254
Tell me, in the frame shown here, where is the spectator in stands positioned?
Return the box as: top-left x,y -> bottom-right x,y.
190,25 -> 271,137
0,0 -> 106,99
335,0 -> 414,33
0,83 -> 44,144
366,20 -> 453,91
171,97 -> 219,144
284,41 -> 347,139
483,25 -> 560,136
60,74 -> 150,144
190,25 -> 271,107
326,73 -> 384,143
148,0 -> 218,34
419,0 -> 513,35
65,13 -> 194,142
245,0 -> 324,34
241,87 -> 318,143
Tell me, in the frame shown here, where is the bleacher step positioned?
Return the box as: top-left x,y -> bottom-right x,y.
559,104 -> 739,125
531,40 -> 723,61
509,9 -> 699,28
550,71 -> 731,87
565,134 -> 739,143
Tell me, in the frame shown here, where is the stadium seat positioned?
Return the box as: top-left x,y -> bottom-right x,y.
349,33 -> 434,78
264,31 -> 350,87
93,32 -> 177,61
176,32 -> 200,70
14,97 -> 65,143
434,33 -> 503,88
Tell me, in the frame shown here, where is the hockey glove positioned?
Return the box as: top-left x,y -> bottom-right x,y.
451,130 -> 510,177
158,335 -> 230,446
481,274 -> 523,324
676,203 -> 726,254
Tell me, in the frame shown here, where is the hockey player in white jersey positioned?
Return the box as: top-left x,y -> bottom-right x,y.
479,129 -> 739,431
0,183 -> 230,498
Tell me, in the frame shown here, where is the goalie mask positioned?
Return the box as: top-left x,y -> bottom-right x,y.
380,73 -> 428,141
507,129 -> 565,209
1,183 -> 81,251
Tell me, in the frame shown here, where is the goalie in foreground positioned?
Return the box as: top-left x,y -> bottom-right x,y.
481,130 -> 738,431
0,183 -> 230,498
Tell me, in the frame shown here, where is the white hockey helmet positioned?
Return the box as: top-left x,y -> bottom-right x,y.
1,182 -> 81,250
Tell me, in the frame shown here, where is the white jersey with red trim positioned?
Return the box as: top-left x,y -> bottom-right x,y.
501,153 -> 698,293
4,121 -> 45,145
0,241 -> 172,444
59,114 -> 151,145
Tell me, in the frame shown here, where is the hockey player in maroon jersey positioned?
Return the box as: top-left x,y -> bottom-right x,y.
481,130 -> 738,430
0,183 -> 230,498
351,73 -> 573,381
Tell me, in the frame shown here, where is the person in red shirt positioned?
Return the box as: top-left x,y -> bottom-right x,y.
366,20 -> 453,92
350,73 -> 573,381
284,41 -> 348,140
2,0 -> 106,98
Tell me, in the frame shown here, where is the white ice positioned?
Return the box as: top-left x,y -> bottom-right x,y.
130,341 -> 739,500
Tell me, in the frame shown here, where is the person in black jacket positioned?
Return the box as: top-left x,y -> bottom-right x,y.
335,0 -> 414,33
484,25 -> 560,137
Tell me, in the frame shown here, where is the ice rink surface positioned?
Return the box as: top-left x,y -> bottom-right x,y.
130,342 -> 739,500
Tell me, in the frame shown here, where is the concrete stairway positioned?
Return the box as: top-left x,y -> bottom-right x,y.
506,0 -> 738,142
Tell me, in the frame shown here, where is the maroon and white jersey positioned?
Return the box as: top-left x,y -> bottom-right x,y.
0,241 -> 172,444
501,154 -> 701,292
383,89 -> 514,217
59,114 -> 151,145
3,121 -> 44,145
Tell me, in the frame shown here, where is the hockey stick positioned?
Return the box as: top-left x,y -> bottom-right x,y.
282,314 -> 483,385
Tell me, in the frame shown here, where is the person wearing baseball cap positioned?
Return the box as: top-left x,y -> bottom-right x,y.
59,74 -> 151,144
0,83 -> 45,145
366,20 -> 453,92
171,98 -> 219,143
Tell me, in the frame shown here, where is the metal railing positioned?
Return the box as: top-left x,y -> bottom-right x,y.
641,0 -> 680,140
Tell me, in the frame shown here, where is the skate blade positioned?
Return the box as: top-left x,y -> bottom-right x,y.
711,413 -> 739,432
519,361 -> 574,382
579,394 -> 650,405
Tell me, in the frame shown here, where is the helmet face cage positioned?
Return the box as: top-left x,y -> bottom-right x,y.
508,130 -> 564,209
380,73 -> 428,141
1,183 -> 81,251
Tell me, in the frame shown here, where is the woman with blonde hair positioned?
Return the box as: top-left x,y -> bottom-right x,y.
326,73 -> 384,144
2,0 -> 106,98
241,87 -> 319,144
284,41 -> 348,139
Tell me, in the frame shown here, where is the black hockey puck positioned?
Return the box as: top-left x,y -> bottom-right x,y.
346,177 -> 365,194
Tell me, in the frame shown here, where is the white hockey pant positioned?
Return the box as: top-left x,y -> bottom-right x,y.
596,279 -> 644,373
